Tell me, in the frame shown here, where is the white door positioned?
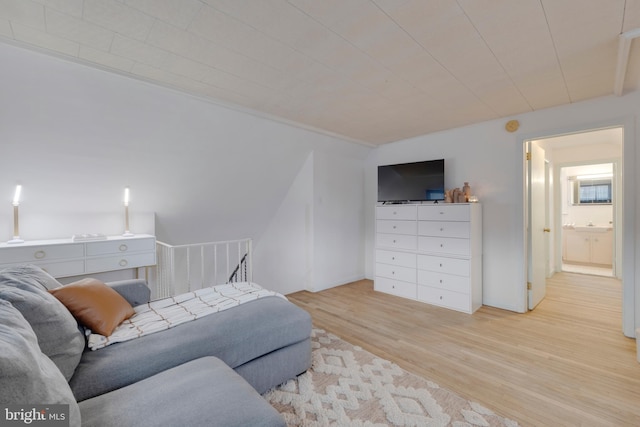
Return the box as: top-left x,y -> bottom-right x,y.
528,142 -> 547,309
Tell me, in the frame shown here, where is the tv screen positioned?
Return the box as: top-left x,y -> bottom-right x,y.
378,159 -> 445,202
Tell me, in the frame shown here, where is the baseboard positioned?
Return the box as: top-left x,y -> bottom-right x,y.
308,274 -> 366,293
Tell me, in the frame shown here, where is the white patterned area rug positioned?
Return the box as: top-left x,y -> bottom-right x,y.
265,329 -> 519,427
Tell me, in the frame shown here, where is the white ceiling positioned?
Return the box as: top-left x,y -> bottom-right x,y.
2,0 -> 640,146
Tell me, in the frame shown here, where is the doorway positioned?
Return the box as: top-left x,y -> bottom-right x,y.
525,126 -> 624,313
559,162 -> 616,277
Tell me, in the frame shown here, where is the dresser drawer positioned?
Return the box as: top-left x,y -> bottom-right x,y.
376,249 -> 416,268
376,205 -> 417,220
417,255 -> 469,276
376,263 -> 415,283
37,260 -> 86,278
377,220 -> 417,235
86,237 -> 156,256
377,233 -> 417,251
418,205 -> 470,221
417,286 -> 469,312
0,243 -> 84,264
375,276 -> 416,299
418,221 -> 469,238
86,252 -> 156,274
417,271 -> 470,293
418,237 -> 469,256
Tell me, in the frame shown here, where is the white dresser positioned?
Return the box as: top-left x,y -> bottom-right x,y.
375,203 -> 482,313
0,234 -> 156,278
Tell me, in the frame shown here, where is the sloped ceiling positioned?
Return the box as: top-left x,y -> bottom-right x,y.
1,0 -> 640,145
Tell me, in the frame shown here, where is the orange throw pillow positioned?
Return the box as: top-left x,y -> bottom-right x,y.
49,278 -> 135,336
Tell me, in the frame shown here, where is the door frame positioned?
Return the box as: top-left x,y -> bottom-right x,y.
519,117 -> 635,337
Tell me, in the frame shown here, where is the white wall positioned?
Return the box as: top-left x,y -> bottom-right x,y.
312,148 -> 366,291
0,42 -> 370,295
253,153 -> 314,295
365,91 -> 640,337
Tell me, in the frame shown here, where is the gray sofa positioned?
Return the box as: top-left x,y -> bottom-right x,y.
0,265 -> 312,426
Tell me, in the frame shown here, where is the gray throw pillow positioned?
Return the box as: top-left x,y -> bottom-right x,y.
0,299 -> 80,427
0,265 -> 85,381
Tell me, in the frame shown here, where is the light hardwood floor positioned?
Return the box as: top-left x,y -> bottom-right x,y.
287,272 -> 640,426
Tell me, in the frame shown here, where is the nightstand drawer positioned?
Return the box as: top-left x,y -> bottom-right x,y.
418,237 -> 469,256
417,271 -> 470,293
375,277 -> 416,299
418,205 -> 470,221
376,249 -> 416,268
86,252 -> 156,274
377,233 -> 417,250
376,263 -> 415,283
377,220 -> 417,235
86,237 -> 155,256
418,221 -> 469,239
417,255 -> 469,276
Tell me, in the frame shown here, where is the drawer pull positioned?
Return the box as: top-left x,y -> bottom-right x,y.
393,225 -> 397,229
34,250 -> 46,259
439,263 -> 443,267
440,227 -> 444,232
119,259 -> 128,267
440,279 -> 443,284
439,295 -> 443,300
119,244 -> 128,252
392,257 -> 395,260
392,271 -> 395,275
440,244 -> 444,248
393,240 -> 396,243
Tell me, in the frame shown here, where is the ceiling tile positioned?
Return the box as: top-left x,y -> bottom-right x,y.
0,18 -> 12,37
131,62 -> 207,93
78,45 -> 134,72
45,9 -> 114,50
0,0 -> 637,144
188,5 -> 295,71
124,0 -> 203,29
163,54 -> 211,81
201,67 -> 277,101
0,0 -> 45,30
10,20 -> 78,56
83,0 -> 155,41
287,0 -> 370,29
33,0 -> 83,18
110,33 -> 170,68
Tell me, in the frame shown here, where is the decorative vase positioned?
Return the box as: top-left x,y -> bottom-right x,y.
462,182 -> 471,202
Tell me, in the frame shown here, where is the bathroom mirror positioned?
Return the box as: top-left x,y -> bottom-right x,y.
568,175 -> 612,205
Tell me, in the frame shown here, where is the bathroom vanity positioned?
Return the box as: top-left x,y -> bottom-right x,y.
562,226 -> 613,266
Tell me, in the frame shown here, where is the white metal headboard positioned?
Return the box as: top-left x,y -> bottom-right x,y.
154,238 -> 252,300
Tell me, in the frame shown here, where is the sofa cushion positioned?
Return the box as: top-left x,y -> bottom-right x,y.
78,356 -> 285,427
0,299 -> 81,427
71,296 -> 312,401
49,278 -> 134,336
0,265 -> 85,381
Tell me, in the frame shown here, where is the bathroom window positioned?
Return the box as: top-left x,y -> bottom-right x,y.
570,176 -> 612,205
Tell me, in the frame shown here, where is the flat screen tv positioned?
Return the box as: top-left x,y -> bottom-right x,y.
378,159 -> 445,203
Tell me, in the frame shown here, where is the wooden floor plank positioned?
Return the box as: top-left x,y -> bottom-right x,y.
287,272 -> 640,426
